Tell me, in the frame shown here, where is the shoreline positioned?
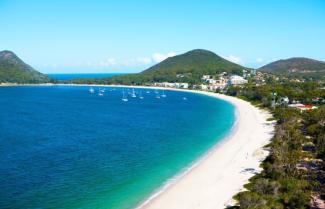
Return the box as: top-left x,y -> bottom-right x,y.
138,90 -> 274,209
1,83 -> 275,208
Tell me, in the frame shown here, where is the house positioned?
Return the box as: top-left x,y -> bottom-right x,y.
200,84 -> 208,90
206,78 -> 216,84
279,96 -> 289,105
174,83 -> 189,89
228,75 -> 248,85
201,75 -> 211,80
288,104 -> 318,112
154,82 -> 189,89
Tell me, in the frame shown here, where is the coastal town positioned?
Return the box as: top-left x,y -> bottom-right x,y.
153,69 -> 321,112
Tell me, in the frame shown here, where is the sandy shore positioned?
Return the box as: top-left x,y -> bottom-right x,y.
1,83 -> 275,208
137,90 -> 275,209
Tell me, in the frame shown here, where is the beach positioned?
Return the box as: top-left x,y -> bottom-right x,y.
137,90 -> 275,209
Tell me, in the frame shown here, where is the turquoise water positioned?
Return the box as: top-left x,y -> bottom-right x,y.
0,86 -> 235,209
47,73 -> 126,80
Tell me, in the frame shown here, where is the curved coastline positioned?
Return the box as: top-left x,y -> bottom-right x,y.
133,89 -> 275,209
1,84 -> 274,209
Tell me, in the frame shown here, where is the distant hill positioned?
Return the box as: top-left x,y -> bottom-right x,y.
71,49 -> 249,85
259,57 -> 325,77
143,49 -> 246,75
0,50 -> 50,83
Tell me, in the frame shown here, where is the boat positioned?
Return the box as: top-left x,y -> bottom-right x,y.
161,89 -> 167,97
182,97 -> 187,100
89,87 -> 95,94
131,89 -> 137,98
98,91 -> 104,96
139,91 -> 144,99
146,91 -> 150,94
121,90 -> 128,102
155,90 -> 160,99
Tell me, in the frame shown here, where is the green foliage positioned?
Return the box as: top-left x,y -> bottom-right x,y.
231,82 -> 325,208
259,57 -> 325,80
0,50 -> 50,83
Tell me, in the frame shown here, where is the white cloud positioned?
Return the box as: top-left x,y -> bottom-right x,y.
152,52 -> 176,62
256,58 -> 263,63
81,52 -> 177,68
99,58 -> 116,66
121,57 -> 152,66
224,55 -> 241,64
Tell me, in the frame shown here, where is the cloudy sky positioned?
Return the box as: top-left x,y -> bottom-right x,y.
0,0 -> 324,73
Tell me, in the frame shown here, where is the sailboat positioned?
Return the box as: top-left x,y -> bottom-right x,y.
89,87 -> 95,94
121,90 -> 128,102
155,90 -> 160,99
131,89 -> 137,98
161,89 -> 167,97
139,91 -> 144,99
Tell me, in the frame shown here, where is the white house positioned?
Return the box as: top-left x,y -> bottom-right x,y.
228,75 -> 248,85
201,75 -> 211,80
200,84 -> 208,90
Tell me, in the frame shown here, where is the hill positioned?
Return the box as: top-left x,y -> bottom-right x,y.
143,49 -> 246,75
259,57 -> 325,78
71,49 -> 249,85
0,50 -> 50,83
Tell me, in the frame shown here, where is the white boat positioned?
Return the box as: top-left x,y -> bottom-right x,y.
122,90 -> 128,102
89,87 -> 95,94
161,89 -> 167,97
131,89 -> 137,98
98,92 -> 104,96
155,90 -> 160,99
182,97 -> 187,100
139,91 -> 144,99
146,91 -> 150,94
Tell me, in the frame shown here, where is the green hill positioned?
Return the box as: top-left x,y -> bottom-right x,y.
259,57 -> 325,78
71,49 -> 248,85
0,50 -> 50,83
143,49 -> 246,75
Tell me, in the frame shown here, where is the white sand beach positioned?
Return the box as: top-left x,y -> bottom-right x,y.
137,90 -> 275,209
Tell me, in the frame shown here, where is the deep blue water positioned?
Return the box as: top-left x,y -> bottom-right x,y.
47,73 -> 125,80
0,86 -> 234,209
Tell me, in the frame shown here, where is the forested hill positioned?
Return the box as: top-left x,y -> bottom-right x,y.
259,57 -> 325,77
0,50 -> 50,83
70,49 -> 249,85
143,49 -> 246,76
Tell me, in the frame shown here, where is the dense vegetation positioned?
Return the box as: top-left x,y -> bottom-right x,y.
259,57 -> 325,79
226,81 -> 325,209
69,49 -> 249,85
0,50 -> 50,83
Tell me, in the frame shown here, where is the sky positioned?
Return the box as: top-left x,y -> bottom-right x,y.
0,0 -> 324,73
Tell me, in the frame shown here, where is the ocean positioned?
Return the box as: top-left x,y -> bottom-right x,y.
0,86 -> 235,209
47,73 -> 126,80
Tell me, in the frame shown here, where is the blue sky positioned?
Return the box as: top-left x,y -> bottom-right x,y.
0,0 -> 324,73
